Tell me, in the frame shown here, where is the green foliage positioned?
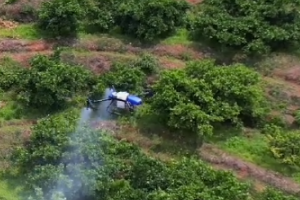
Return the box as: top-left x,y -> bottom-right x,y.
37,0 -> 84,37
12,109 -> 79,172
132,53 -> 160,75
101,62 -> 146,93
116,0 -> 190,41
12,110 -> 257,200
294,110 -> 300,125
267,128 -> 300,167
82,0 -> 120,32
95,53 -> 159,95
150,59 -> 267,137
259,187 -> 299,200
0,101 -> 24,121
193,0 -> 300,54
4,0 -> 18,5
0,57 -> 24,91
17,55 -> 95,109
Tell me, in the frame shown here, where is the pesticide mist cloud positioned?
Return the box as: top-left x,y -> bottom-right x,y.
47,89 -> 115,200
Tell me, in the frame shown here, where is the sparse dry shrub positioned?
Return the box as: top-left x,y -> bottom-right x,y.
0,0 -> 41,22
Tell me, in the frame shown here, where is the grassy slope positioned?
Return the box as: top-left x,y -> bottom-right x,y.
0,24 -> 41,40
211,127 -> 300,183
0,24 -> 191,44
0,94 -> 25,200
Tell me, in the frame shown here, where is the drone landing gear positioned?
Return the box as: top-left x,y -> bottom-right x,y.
87,98 -> 135,115
106,100 -> 135,115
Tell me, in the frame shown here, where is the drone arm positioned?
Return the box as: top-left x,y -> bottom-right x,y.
91,98 -> 111,103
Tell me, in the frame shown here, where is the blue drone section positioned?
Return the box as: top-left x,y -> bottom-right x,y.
108,88 -> 142,106
127,95 -> 142,106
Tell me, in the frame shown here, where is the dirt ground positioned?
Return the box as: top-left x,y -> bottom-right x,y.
0,38 -> 199,70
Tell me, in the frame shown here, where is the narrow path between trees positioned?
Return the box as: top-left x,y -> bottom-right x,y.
199,143 -> 300,195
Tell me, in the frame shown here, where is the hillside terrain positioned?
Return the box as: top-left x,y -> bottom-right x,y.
1,0 -> 300,200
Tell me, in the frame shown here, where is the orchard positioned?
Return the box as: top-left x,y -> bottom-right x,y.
1,0 -> 300,199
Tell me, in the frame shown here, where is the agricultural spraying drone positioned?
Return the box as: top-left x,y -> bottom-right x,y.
86,86 -> 153,114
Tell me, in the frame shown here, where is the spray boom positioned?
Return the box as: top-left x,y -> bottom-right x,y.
86,86 -> 144,114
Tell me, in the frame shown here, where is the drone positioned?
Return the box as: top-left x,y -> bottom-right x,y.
86,86 -> 153,114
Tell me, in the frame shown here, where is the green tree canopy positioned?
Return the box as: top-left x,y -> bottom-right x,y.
101,62 -> 147,94
17,55 -> 96,109
193,0 -> 300,54
11,109 -> 298,200
116,0 -> 190,41
37,0 -> 84,37
150,59 -> 268,137
11,109 -> 250,200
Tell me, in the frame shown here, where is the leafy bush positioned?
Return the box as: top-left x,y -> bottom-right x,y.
82,0 -> 120,32
17,55 -> 96,109
132,53 -> 160,75
193,0 -> 300,54
150,59 -> 267,137
116,0 -> 190,41
267,129 -> 300,167
37,0 -> 83,37
259,188 -> 299,200
101,62 -> 146,93
13,109 -> 79,173
0,57 -> 24,91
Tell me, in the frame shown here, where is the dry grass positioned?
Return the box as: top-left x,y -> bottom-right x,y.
0,18 -> 18,28
0,0 -> 43,22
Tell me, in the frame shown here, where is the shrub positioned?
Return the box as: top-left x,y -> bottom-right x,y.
150,59 -> 267,137
82,0 -> 120,32
0,57 -> 24,91
116,0 -> 190,41
193,0 -> 300,54
132,53 -> 160,75
17,55 -> 96,109
37,0 -> 83,38
101,62 -> 146,93
267,129 -> 300,167
259,188 -> 298,200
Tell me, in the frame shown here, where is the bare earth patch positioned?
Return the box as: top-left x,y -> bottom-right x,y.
200,143 -> 300,195
186,0 -> 203,5
78,37 -> 203,62
0,39 -> 52,52
264,77 -> 300,112
274,66 -> 300,85
60,51 -> 136,74
0,119 -> 34,169
151,44 -> 203,60
0,37 -> 192,71
0,0 -> 42,22
0,18 -> 18,29
159,56 -> 186,69
64,54 -> 112,74
0,51 -> 52,67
